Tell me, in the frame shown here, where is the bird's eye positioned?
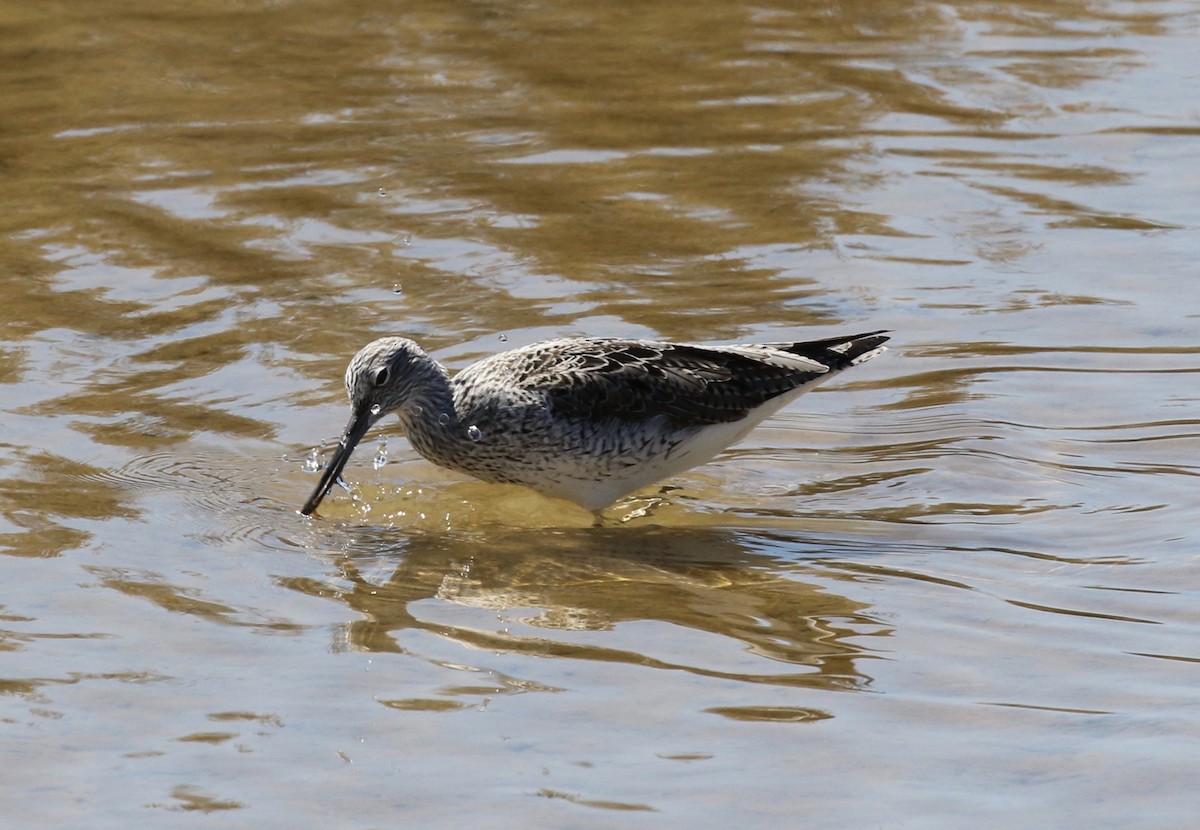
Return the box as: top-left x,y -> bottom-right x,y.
371,366 -> 390,387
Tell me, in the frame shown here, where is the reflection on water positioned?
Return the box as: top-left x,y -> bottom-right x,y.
0,0 -> 1197,825
283,527 -> 880,699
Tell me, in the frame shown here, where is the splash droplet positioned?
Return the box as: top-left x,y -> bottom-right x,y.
302,448 -> 322,473
498,333 -> 508,342
373,438 -> 388,470
378,187 -> 386,197
437,412 -> 451,426
410,403 -> 424,416
370,403 -> 382,415
467,425 -> 482,442
391,283 -> 403,294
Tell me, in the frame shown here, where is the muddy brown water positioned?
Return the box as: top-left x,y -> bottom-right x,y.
1,0 -> 1197,826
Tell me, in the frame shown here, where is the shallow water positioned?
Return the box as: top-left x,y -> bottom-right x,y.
1,0 -> 1197,826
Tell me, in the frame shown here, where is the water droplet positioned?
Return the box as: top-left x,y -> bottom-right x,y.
391,283 -> 403,294
302,448 -> 322,473
400,234 -> 412,247
370,403 -> 382,415
410,403 -> 424,416
378,187 -> 386,197
373,438 -> 388,470
467,425 -> 482,442
498,333 -> 508,342
437,412 -> 450,426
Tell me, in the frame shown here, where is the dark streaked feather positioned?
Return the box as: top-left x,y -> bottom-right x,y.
493,332 -> 890,427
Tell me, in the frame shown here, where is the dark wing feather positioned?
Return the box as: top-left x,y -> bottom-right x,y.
506,338 -> 848,426
767,330 -> 890,370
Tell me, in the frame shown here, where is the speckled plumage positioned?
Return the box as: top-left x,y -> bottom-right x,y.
300,331 -> 889,515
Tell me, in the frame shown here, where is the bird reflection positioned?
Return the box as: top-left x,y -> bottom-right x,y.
283,525 -> 886,694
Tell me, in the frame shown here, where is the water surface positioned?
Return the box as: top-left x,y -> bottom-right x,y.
0,0 -> 1197,826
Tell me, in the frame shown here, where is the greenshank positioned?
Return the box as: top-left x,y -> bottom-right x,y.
300,331 -> 888,515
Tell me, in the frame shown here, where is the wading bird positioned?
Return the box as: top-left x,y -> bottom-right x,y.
300,331 -> 888,515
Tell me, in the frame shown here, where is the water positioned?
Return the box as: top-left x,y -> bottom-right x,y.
0,0 -> 1197,826
300,448 -> 322,474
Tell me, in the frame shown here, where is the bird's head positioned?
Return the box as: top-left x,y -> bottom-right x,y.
300,337 -> 435,516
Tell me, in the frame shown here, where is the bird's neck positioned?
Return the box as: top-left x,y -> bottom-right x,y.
404,358 -> 456,422
396,360 -> 472,468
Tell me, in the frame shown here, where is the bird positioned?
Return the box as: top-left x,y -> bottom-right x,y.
299,330 -> 889,516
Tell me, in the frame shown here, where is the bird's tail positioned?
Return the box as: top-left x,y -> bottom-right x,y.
777,330 -> 890,371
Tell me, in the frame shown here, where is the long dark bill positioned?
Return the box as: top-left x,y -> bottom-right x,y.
299,406 -> 375,516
